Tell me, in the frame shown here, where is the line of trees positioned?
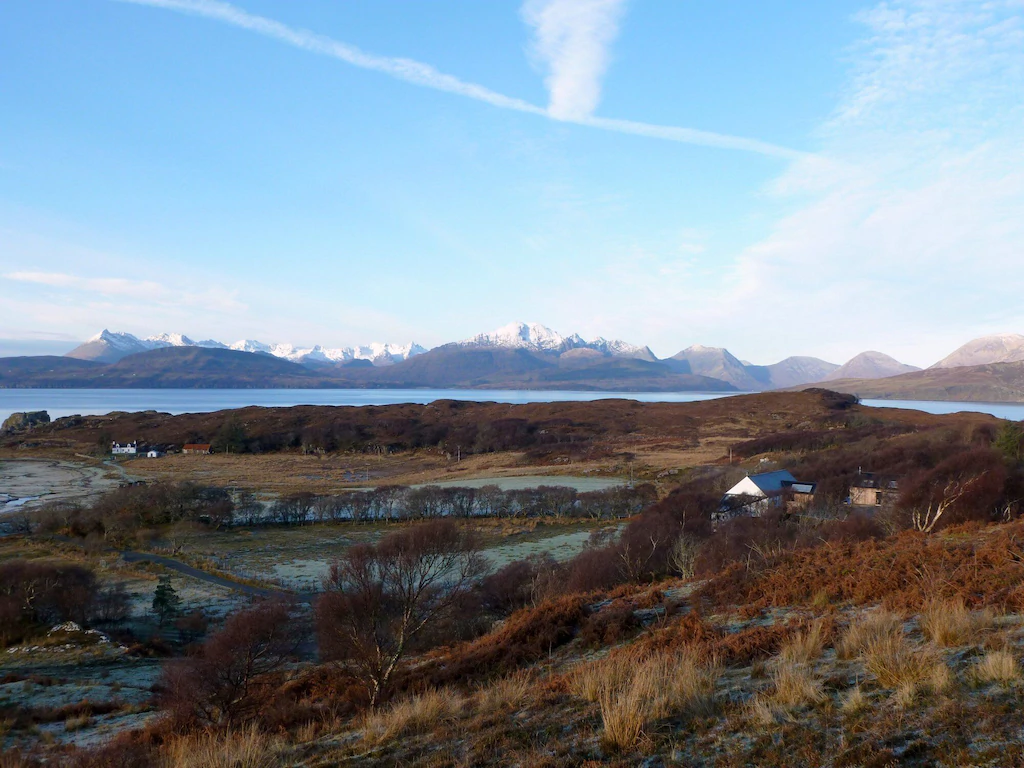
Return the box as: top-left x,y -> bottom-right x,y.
253,483 -> 657,527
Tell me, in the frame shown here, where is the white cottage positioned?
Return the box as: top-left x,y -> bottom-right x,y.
111,441 -> 137,455
717,470 -> 797,521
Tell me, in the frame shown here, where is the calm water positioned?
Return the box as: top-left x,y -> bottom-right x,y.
0,389 -> 1022,423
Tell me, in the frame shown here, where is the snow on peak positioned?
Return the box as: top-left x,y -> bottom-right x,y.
461,321 -> 567,351
87,330 -> 144,351
144,333 -> 196,348
458,322 -> 649,358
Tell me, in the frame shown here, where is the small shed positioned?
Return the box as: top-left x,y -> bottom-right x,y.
146,450 -> 163,459
182,444 -> 212,455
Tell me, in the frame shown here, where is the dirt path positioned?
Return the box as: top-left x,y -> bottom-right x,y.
119,551 -> 316,603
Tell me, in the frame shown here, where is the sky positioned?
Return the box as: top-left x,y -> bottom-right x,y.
1,0 -> 1023,366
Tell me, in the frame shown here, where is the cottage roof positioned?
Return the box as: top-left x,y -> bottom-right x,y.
743,470 -> 797,494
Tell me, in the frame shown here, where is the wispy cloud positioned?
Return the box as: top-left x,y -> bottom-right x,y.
115,0 -> 801,158
521,0 -> 627,121
3,271 -> 245,313
549,0 -> 1024,365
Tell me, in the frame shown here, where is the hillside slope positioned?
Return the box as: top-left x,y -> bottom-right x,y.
811,361 -> 1024,402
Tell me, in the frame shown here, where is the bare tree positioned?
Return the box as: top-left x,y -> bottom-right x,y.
316,519 -> 486,707
668,534 -> 702,579
911,476 -> 981,533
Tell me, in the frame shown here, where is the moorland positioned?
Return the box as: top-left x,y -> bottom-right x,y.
2,389 -> 1024,766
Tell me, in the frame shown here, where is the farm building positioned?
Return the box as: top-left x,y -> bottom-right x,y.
111,441 -> 137,455
146,449 -> 163,458
182,443 -> 211,455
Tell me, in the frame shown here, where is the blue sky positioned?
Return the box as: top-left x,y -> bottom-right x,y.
1,0 -> 1022,366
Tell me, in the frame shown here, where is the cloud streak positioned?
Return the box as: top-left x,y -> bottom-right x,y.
521,0 -> 627,121
115,0 -> 801,159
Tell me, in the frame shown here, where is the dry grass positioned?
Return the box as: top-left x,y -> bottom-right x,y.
361,688 -> 465,746
769,661 -> 825,708
837,609 -> 903,660
63,713 -> 91,732
841,684 -> 868,715
473,670 -> 534,714
748,696 -> 788,726
572,648 -> 720,751
972,650 -> 1020,685
920,598 -> 993,647
778,619 -> 827,665
162,725 -> 284,768
862,629 -> 934,691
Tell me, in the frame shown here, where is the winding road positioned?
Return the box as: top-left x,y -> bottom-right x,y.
119,551 -> 316,603
47,534 -> 317,603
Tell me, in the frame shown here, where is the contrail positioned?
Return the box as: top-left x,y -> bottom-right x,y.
116,0 -> 804,159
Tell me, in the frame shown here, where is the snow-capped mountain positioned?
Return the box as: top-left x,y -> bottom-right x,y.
456,322 -> 656,361
67,330 -> 426,367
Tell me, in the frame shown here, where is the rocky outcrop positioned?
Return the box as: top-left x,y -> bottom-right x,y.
1,410 -> 50,433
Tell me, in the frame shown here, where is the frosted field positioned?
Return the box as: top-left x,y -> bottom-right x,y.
180,520 -> 620,591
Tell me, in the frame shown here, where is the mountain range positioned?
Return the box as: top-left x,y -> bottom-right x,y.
3,323 -> 1023,399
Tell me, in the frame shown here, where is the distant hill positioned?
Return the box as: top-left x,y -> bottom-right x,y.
750,356 -> 841,390
343,346 -> 733,391
0,345 -> 734,392
931,334 -> 1024,369
2,348 -> 322,388
823,351 -> 920,381
0,356 -> 102,384
809,362 -> 1024,403
667,345 -> 762,390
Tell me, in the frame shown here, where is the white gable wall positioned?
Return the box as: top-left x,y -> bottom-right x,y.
724,476 -> 767,498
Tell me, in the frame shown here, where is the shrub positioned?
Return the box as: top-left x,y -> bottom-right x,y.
419,596 -> 587,689
578,601 -> 641,648
160,600 -> 302,727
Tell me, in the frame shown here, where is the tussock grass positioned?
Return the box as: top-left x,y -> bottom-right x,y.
863,629 -> 934,692
473,670 -> 534,714
837,610 -> 903,660
362,689 -> 465,746
769,661 -> 825,708
920,598 -> 993,647
162,725 -> 284,768
778,619 -> 827,665
748,696 -> 787,727
972,650 -> 1020,685
63,713 -> 92,732
572,648 -> 720,751
841,684 -> 868,715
